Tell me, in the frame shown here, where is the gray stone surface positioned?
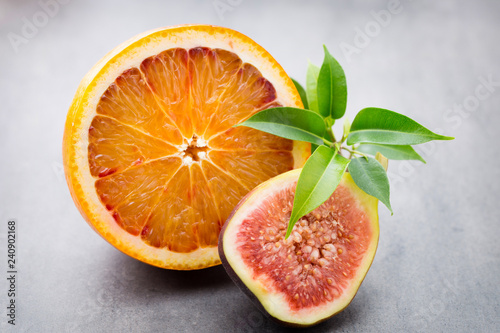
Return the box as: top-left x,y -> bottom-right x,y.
1,0 -> 499,332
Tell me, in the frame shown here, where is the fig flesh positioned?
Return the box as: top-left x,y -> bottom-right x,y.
219,169 -> 379,327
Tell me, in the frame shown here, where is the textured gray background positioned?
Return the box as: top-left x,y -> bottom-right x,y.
1,0 -> 499,332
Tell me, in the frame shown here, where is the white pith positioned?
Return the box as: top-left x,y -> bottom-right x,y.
178,135 -> 209,166
222,169 -> 379,325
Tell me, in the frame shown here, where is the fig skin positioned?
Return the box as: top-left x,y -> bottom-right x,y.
218,169 -> 379,327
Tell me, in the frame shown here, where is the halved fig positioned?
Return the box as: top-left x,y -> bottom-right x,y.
218,169 -> 379,327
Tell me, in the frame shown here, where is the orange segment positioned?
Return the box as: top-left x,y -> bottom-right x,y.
142,166 -> 197,252
139,163 -> 223,252
203,63 -> 278,138
63,25 -> 309,270
208,150 -> 294,190
95,157 -> 182,235
209,126 -> 293,151
201,160 -> 251,223
140,49 -> 193,138
190,163 -> 222,247
97,68 -> 183,144
88,115 -> 178,177
188,48 -> 242,135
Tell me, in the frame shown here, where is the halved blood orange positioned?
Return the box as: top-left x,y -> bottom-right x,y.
63,25 -> 309,270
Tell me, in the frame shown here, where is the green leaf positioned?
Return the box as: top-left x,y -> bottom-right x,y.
291,78 -> 309,109
349,157 -> 393,213
306,61 -> 320,113
286,146 -> 350,238
357,143 -> 426,163
347,108 -> 454,145
237,107 -> 327,145
317,45 -> 347,119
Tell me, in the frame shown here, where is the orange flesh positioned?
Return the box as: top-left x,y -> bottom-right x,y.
89,47 -> 294,252
236,181 -> 373,311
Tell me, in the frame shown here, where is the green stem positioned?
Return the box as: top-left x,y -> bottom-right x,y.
335,143 -> 344,157
341,146 -> 368,158
326,126 -> 336,143
322,137 -> 335,147
325,116 -> 336,143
